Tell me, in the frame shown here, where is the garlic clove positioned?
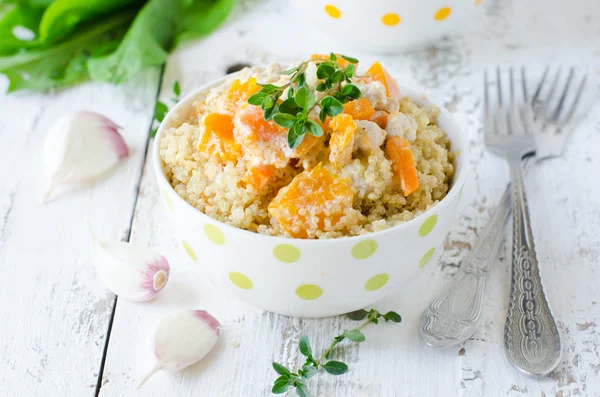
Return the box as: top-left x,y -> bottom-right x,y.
90,231 -> 170,302
43,111 -> 129,202
138,310 -> 221,389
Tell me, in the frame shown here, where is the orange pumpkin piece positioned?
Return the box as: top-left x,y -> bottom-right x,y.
236,105 -> 318,166
310,53 -> 353,68
243,164 -> 275,190
198,113 -> 242,162
366,61 -> 401,99
268,164 -> 355,238
370,110 -> 389,129
328,114 -> 356,167
219,77 -> 260,114
385,136 -> 419,196
343,98 -> 375,120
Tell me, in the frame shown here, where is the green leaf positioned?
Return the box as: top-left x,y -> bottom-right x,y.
321,96 -> 343,117
342,84 -> 361,100
295,72 -> 306,87
287,86 -> 294,98
288,122 -> 306,149
0,0 -> 53,8
301,365 -> 317,379
318,108 -> 327,123
154,101 -> 168,122
173,0 -> 235,46
316,63 -> 334,79
347,309 -> 368,321
343,329 -> 366,342
274,113 -> 296,128
257,83 -> 281,94
38,0 -> 138,43
263,102 -> 279,120
151,126 -> 158,137
345,64 -> 355,78
322,361 -> 348,375
272,378 -> 292,394
0,4 -> 44,56
0,11 -> 133,92
247,92 -> 266,106
87,0 -> 178,84
331,70 -> 343,83
315,82 -> 327,92
173,80 -> 180,96
305,120 -> 323,137
296,382 -> 310,397
279,97 -> 300,115
383,311 -> 402,323
298,335 -> 312,357
341,54 -> 359,64
329,52 -> 337,61
272,362 -> 291,377
294,86 -> 314,109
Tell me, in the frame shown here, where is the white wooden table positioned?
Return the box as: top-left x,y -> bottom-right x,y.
1,0 -> 599,396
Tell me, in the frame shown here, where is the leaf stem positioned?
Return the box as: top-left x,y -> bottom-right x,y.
316,311 -> 377,364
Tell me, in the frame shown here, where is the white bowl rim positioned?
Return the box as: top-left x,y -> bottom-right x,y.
152,71 -> 469,246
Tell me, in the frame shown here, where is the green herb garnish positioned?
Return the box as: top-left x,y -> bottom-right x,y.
151,80 -> 180,137
248,54 -> 362,149
270,308 -> 401,396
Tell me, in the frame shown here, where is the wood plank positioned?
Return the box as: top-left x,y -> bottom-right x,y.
0,68 -> 160,396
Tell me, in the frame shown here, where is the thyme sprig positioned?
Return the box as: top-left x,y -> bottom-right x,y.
271,308 -> 401,396
248,53 -> 362,149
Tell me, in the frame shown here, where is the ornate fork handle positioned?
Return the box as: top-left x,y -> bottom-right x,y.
419,188 -> 510,347
504,158 -> 561,375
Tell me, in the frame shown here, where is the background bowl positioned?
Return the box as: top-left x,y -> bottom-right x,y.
290,0 -> 484,52
153,73 -> 469,318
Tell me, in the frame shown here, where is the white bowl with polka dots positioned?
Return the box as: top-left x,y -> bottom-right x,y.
291,0 -> 484,52
153,74 -> 469,318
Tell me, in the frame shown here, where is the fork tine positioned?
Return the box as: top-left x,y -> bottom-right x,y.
550,67 -> 575,122
521,67 -> 528,102
509,67 -> 515,104
531,66 -> 549,105
496,66 -> 503,107
559,72 -> 588,127
539,69 -> 562,119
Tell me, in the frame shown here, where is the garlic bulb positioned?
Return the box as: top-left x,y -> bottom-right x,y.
90,232 -> 170,302
43,111 -> 129,202
138,310 -> 221,388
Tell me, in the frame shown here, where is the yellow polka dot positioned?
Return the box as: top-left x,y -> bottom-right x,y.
352,239 -> 378,260
365,273 -> 389,291
324,4 -> 341,19
161,188 -> 174,211
182,240 -> 197,261
419,214 -> 438,237
273,244 -> 301,263
434,6 -> 452,21
296,284 -> 323,300
475,0 -> 482,4
381,13 -> 401,26
229,271 -> 253,290
420,247 -> 436,268
204,224 -> 225,245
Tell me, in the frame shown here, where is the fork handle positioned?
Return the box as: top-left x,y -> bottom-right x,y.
504,158 -> 561,375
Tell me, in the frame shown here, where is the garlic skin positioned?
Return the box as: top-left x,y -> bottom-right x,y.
90,232 -> 170,302
43,111 -> 129,202
138,310 -> 221,388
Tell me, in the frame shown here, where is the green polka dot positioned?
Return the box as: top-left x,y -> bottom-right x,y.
273,244 -> 301,263
204,224 -> 225,245
365,273 -> 389,291
161,188 -> 174,211
229,271 -> 253,290
419,214 -> 438,237
295,284 -> 323,300
419,247 -> 436,268
182,240 -> 197,261
352,239 -> 378,260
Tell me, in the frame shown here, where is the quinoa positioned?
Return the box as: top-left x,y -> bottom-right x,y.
159,62 -> 455,239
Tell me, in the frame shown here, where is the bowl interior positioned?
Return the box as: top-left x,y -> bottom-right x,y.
153,71 -> 469,244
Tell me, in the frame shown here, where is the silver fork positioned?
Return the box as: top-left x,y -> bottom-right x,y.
486,67 -> 562,376
419,68 -> 587,370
